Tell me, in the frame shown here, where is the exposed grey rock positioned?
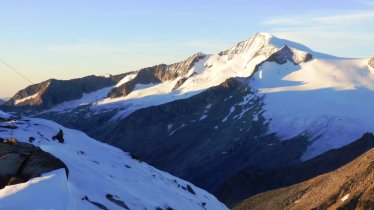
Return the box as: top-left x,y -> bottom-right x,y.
0,139 -> 67,188
172,72 -> 197,91
52,129 -> 64,143
82,195 -> 109,210
172,77 -> 188,91
268,45 -> 312,65
0,154 -> 24,177
108,53 -> 206,98
250,45 -> 313,78
106,194 -> 130,209
2,73 -> 131,110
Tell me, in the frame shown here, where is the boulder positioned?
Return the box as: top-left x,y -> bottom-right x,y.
0,139 -> 68,188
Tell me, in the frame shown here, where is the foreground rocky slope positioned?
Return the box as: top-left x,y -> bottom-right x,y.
0,111 -> 227,210
234,138 -> 374,210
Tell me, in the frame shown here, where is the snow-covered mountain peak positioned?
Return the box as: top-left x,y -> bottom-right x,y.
219,32 -> 317,63
219,32 -> 277,60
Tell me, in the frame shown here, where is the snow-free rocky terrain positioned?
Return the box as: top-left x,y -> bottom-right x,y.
234,133 -> 374,210
2,32 -> 374,207
0,111 -> 227,210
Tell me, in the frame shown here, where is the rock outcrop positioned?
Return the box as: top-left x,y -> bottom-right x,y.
108,53 -> 206,98
268,45 -> 312,65
0,138 -> 67,188
369,57 -> 374,68
2,74 -> 129,110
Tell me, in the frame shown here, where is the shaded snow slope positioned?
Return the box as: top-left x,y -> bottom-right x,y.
0,112 -> 228,210
252,57 -> 374,160
0,110 -> 11,119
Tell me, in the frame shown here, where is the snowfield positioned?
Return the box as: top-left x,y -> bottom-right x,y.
252,57 -> 374,160
0,113 -> 228,210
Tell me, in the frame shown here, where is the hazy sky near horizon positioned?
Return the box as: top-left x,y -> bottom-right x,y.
1,0 -> 374,97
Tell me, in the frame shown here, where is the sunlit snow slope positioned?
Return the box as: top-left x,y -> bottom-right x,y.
0,112 -> 228,210
252,55 -> 374,160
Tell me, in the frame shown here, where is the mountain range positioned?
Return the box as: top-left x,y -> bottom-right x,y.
1,32 -> 374,209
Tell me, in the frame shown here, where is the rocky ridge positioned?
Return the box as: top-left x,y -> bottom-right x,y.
107,53 -> 206,98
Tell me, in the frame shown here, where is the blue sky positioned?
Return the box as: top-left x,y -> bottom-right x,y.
1,0 -> 374,97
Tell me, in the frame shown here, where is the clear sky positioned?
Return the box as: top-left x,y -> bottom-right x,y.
1,0 -> 373,98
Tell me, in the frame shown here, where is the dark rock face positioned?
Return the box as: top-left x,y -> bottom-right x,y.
233,133 -> 374,210
52,129 -> 64,143
108,53 -> 206,98
268,45 -> 312,65
172,72 -> 197,91
0,139 -> 67,188
217,132 -> 374,207
172,77 -> 188,91
369,57 -> 374,68
2,74 -> 129,111
106,194 -> 130,210
82,195 -> 109,210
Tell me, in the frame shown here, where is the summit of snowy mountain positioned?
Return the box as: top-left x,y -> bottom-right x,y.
220,32 -> 330,60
